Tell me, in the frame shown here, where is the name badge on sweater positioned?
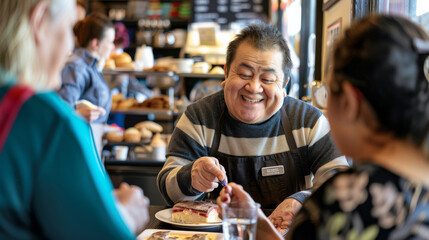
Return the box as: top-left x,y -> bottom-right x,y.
261,165 -> 285,177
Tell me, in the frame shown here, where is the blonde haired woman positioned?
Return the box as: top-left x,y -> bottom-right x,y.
0,0 -> 148,238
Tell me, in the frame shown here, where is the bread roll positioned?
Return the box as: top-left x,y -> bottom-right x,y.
104,131 -> 123,142
111,101 -> 118,110
134,121 -> 163,133
139,95 -> 170,109
139,126 -> 153,139
209,66 -> 225,75
123,127 -> 141,142
116,61 -> 134,69
111,93 -> 124,102
117,98 -> 135,110
104,58 -> 116,69
150,133 -> 166,147
113,52 -> 132,64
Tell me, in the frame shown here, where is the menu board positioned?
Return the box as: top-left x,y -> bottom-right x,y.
192,0 -> 269,27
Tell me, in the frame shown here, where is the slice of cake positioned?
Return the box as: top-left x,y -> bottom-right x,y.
171,201 -> 220,224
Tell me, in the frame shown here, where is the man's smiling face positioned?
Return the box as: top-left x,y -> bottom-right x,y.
222,41 -> 286,124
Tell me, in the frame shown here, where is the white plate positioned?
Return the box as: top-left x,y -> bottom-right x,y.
155,208 -> 222,230
137,229 -> 223,240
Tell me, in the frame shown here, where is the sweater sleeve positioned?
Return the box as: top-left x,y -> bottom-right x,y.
157,156 -> 206,206
157,107 -> 212,205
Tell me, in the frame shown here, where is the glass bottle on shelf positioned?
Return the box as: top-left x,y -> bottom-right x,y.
143,19 -> 153,46
163,19 -> 176,47
153,19 -> 165,48
135,19 -> 146,46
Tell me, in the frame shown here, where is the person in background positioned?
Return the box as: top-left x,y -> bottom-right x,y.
57,12 -> 114,123
76,0 -> 87,21
114,21 -> 130,52
0,0 -> 149,239
158,22 -> 349,235
218,15 -> 429,239
72,0 -> 87,48
106,22 -> 152,101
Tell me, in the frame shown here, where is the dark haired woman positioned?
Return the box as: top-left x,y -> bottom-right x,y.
218,14 -> 429,240
57,12 -> 114,123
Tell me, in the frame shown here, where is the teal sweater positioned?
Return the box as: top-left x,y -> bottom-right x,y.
0,84 -> 133,239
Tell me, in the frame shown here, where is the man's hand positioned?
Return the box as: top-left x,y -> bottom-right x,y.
76,105 -> 106,122
191,156 -> 227,193
268,198 -> 302,236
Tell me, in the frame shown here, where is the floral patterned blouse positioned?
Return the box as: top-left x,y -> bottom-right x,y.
287,163 -> 429,240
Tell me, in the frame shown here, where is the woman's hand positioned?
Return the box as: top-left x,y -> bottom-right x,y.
76,105 -> 106,122
216,182 -> 256,219
114,183 -> 150,235
216,182 -> 254,206
216,183 -> 283,240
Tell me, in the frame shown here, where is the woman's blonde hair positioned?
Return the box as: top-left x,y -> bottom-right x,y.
0,0 -> 68,90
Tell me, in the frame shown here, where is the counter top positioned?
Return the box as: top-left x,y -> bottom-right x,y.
105,159 -> 165,167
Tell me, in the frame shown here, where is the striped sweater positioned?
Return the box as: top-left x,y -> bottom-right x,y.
157,90 -> 348,205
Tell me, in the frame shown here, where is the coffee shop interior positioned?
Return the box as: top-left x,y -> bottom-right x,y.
93,0 -> 429,207
4,0 -> 428,238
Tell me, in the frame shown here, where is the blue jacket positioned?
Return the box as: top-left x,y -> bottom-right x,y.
58,48 -> 112,123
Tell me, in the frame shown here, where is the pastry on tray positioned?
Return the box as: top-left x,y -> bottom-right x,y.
123,127 -> 141,143
104,131 -> 123,142
147,231 -> 209,240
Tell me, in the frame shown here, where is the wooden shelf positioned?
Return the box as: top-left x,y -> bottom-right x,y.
104,159 -> 165,167
178,73 -> 224,79
110,108 -> 182,117
103,141 -> 148,147
103,69 -> 225,79
103,69 -> 175,77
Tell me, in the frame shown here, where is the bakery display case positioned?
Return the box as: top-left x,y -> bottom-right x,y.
104,159 -> 167,205
102,66 -> 225,160
103,68 -> 225,107
103,119 -> 169,159
103,130 -> 169,205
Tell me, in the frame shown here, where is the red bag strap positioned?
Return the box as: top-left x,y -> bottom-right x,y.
0,85 -> 35,154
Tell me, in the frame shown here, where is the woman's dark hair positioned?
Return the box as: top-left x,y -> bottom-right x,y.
332,15 -> 429,146
226,22 -> 293,87
74,12 -> 113,48
114,22 -> 130,49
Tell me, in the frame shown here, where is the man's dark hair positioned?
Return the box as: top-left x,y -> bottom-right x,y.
226,22 -> 293,87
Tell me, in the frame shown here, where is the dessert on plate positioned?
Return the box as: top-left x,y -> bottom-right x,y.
147,231 -> 209,240
171,201 -> 220,224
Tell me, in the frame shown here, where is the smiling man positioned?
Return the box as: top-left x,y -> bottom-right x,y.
157,22 -> 348,235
